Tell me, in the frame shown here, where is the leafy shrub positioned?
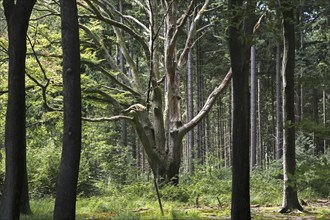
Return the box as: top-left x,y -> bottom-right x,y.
121,182 -> 154,199
160,185 -> 190,202
296,134 -> 330,197
295,133 -> 330,197
27,142 -> 60,197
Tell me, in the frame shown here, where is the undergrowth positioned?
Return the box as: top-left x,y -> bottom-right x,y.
20,157 -> 330,219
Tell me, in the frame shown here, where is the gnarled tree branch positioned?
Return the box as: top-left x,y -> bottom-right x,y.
178,68 -> 232,136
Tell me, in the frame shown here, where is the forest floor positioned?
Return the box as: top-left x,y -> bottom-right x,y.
21,197 -> 330,220
20,162 -> 330,219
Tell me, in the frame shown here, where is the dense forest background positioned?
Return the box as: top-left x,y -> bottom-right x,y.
0,0 -> 329,219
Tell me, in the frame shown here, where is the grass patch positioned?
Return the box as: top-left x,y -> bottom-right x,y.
21,165 -> 330,219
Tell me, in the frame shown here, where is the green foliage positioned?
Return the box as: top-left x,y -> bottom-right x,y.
20,198 -> 54,220
112,212 -> 140,220
295,132 -> 330,197
297,119 -> 330,140
27,143 -> 60,197
160,185 -> 190,202
250,165 -> 283,205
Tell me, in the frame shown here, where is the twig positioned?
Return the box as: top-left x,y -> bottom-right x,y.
153,174 -> 164,216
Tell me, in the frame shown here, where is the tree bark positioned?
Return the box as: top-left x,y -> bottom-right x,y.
187,18 -> 194,172
257,78 -> 263,167
84,0 -> 230,185
196,41 -> 205,165
54,0 -> 82,219
275,44 -> 283,160
0,0 -> 35,218
250,45 -> 257,170
279,0 -> 303,213
228,0 -> 254,218
312,89 -> 322,154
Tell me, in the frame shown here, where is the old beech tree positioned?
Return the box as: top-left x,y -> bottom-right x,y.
81,0 -> 232,184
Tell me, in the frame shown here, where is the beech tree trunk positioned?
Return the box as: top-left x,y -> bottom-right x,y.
228,0 -> 254,219
54,0 -> 82,219
279,0 -> 303,213
0,0 -> 35,218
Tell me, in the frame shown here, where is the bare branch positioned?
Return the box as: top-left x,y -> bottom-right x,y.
83,0 -> 150,61
253,12 -> 266,34
79,23 -> 132,86
178,11 -> 267,136
132,0 -> 149,13
26,71 -> 62,112
30,12 -> 60,21
82,115 -> 133,122
177,0 -> 210,69
169,0 -> 198,50
26,35 -> 62,112
123,15 -> 149,33
178,68 -> 232,136
83,60 -> 142,99
0,85 -> 34,96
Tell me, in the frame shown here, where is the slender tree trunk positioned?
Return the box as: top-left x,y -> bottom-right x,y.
54,0 -> 82,218
187,18 -> 194,172
229,81 -> 233,167
312,89 -> 322,154
323,90 -> 327,153
206,114 -> 211,160
250,45 -> 257,170
228,0 -> 254,218
271,58 -> 276,160
196,41 -> 205,165
279,0 -> 303,213
257,78 -> 263,167
276,44 -> 283,160
0,0 -> 35,218
118,0 -> 128,147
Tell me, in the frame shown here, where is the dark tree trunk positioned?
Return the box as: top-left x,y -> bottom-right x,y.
228,0 -> 254,219
250,45 -> 257,170
275,44 -> 283,160
0,0 -> 35,218
279,0 -> 303,213
53,0 -> 82,219
20,166 -> 32,215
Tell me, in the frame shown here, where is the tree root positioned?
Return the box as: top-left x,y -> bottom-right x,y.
279,205 -> 304,214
